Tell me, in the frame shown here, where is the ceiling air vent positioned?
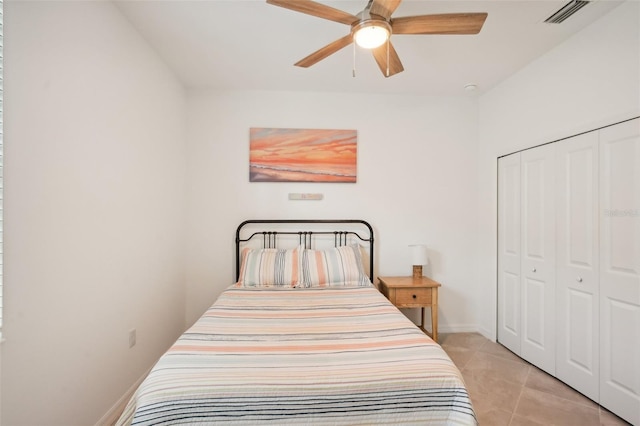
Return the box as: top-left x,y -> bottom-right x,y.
544,0 -> 590,24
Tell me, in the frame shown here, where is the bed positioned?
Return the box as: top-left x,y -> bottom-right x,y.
116,220 -> 476,425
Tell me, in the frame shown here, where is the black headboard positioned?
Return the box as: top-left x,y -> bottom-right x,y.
235,219 -> 374,282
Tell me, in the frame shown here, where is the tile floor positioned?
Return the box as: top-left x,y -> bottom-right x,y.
439,333 -> 631,426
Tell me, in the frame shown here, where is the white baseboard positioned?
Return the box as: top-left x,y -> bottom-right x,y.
95,368 -> 150,426
437,324 -> 480,334
476,325 -> 497,342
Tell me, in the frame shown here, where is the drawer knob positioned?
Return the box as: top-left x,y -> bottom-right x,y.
577,277 -> 583,283
532,268 -> 537,273
412,294 -> 417,299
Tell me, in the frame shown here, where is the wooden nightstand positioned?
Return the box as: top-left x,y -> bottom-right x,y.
378,276 -> 442,342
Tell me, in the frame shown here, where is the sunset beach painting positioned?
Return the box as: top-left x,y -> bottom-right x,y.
250,128 -> 357,183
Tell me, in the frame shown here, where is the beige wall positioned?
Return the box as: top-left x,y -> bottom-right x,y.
184,90 -> 481,329
2,1 -> 187,424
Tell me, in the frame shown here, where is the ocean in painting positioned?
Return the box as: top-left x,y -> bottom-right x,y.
249,128 -> 357,183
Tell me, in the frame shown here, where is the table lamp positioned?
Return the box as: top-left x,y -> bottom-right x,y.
410,244 -> 428,279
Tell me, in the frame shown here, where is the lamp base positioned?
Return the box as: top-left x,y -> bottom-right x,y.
412,265 -> 423,279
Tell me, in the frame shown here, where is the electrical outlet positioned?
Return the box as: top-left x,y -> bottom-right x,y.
129,329 -> 136,348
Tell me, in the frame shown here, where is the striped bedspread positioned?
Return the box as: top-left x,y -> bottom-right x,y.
117,285 -> 476,425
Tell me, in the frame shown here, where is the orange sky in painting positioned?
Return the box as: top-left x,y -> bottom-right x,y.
250,128 -> 357,170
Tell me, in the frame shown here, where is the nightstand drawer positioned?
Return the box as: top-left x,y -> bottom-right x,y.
395,288 -> 432,306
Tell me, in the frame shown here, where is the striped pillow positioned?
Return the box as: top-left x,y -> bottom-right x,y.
300,245 -> 371,288
237,246 -> 300,287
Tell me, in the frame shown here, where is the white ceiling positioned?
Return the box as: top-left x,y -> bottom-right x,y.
114,0 -> 624,96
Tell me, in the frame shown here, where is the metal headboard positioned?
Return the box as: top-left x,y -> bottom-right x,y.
235,219 -> 374,282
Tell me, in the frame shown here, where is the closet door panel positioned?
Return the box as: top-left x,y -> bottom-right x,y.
498,153 -> 522,354
599,118 -> 640,426
520,144 -> 556,374
556,132 -> 599,401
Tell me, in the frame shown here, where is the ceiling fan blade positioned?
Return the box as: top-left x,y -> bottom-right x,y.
372,41 -> 404,78
266,0 -> 358,25
392,13 -> 488,35
370,0 -> 403,20
295,34 -> 353,68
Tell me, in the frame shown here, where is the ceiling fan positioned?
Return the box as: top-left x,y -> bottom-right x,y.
266,0 -> 488,78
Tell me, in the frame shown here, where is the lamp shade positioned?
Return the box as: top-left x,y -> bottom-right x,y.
352,20 -> 391,49
409,244 -> 428,266
354,25 -> 389,49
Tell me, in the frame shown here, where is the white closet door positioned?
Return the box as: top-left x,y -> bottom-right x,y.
599,118 -> 640,426
556,132 -> 599,401
498,153 -> 522,354
520,144 -> 556,374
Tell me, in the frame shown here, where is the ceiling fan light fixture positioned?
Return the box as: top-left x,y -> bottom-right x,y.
353,20 -> 391,49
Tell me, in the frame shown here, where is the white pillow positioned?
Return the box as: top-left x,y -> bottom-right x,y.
299,245 -> 371,288
237,246 -> 300,287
